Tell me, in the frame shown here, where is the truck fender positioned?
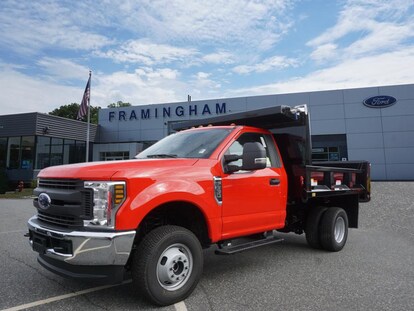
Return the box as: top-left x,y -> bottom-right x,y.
116,180 -> 222,241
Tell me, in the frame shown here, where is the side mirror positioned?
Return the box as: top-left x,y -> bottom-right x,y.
242,142 -> 267,171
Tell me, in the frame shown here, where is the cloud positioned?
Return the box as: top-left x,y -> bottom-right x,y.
99,42 -> 237,69
97,39 -> 198,65
226,47 -> 414,97
0,1 -> 113,54
37,58 -> 91,81
0,64 -> 82,114
202,51 -> 235,65
309,44 -> 338,63
191,72 -> 221,94
93,68 -> 187,106
0,63 -> 188,115
117,0 -> 296,51
0,0 -> 296,55
343,22 -> 414,58
307,0 -> 414,62
233,55 -> 299,74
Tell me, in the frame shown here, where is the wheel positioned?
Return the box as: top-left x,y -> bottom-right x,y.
131,225 -> 203,306
305,206 -> 327,249
320,207 -> 348,252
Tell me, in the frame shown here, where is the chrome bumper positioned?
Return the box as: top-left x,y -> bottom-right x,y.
27,216 -> 136,266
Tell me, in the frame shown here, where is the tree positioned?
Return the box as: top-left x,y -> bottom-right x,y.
108,101 -> 131,108
49,103 -> 100,124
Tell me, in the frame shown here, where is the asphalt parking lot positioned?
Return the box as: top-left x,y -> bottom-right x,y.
0,182 -> 413,311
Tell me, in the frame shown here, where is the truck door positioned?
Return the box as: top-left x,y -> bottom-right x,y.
220,132 -> 287,239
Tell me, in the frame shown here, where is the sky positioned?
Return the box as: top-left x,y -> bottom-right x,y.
0,0 -> 413,116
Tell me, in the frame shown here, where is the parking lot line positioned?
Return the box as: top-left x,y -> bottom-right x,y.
174,301 -> 188,311
0,278 -> 187,311
1,281 -> 132,311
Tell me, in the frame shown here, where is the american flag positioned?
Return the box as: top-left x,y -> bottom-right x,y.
77,73 -> 91,120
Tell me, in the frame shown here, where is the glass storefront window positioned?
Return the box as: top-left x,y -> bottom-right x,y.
312,146 -> 340,162
74,141 -> 86,163
50,138 -> 63,166
63,139 -> 75,164
36,137 -> 51,169
36,137 -> 86,169
0,138 -> 7,169
21,136 -> 35,169
100,151 -> 130,161
7,137 -> 21,169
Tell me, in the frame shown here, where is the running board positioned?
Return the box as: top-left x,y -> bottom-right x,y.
215,236 -> 283,255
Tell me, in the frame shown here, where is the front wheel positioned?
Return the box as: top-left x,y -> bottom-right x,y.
320,207 -> 349,252
131,225 -> 203,306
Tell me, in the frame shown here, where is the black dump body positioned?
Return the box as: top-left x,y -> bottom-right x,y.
172,105 -> 371,229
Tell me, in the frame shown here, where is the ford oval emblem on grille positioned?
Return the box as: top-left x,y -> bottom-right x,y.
38,193 -> 51,210
363,95 -> 397,108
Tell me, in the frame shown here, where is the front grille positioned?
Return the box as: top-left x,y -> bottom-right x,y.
38,179 -> 79,190
34,179 -> 93,228
82,190 -> 93,217
38,210 -> 83,227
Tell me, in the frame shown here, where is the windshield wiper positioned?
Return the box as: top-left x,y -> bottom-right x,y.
146,154 -> 178,158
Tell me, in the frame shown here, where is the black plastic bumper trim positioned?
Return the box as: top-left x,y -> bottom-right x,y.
38,255 -> 126,284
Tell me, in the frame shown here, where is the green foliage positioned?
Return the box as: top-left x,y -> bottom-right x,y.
49,100 -> 132,124
108,101 -> 131,108
49,103 -> 79,119
49,103 -> 101,124
31,179 -> 37,188
89,106 -> 101,124
0,188 -> 33,198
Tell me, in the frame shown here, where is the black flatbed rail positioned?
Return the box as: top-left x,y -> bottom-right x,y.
305,162 -> 370,202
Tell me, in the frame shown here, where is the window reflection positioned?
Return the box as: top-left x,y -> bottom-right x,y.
36,137 -> 51,169
21,136 -> 34,169
7,137 -> 20,169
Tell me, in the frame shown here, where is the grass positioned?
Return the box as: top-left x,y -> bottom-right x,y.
0,188 -> 34,199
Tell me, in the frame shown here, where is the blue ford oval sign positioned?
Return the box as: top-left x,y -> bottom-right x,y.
38,193 -> 51,210
363,96 -> 397,108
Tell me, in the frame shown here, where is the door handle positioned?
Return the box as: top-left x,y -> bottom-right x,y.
270,178 -> 280,186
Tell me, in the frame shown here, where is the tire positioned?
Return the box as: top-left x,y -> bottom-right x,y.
320,207 -> 348,252
131,225 -> 203,306
305,206 -> 327,249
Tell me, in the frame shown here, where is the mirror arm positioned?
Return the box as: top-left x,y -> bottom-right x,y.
224,154 -> 242,163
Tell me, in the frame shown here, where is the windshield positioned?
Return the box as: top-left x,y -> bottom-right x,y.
136,128 -> 233,159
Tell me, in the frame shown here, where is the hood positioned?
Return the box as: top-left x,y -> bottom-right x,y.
38,158 -> 200,180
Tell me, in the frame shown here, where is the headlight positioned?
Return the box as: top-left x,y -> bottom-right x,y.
83,181 -> 126,228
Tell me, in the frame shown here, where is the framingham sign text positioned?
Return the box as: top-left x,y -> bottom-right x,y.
109,102 -> 227,122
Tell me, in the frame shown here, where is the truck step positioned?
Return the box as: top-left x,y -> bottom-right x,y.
215,236 -> 283,255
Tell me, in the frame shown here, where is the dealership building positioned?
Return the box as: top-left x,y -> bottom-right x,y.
1,83 -> 413,183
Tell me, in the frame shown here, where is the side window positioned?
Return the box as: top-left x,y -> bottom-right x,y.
263,134 -> 282,168
225,133 -> 281,168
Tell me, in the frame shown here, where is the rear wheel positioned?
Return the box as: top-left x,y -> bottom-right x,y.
305,206 -> 327,249
320,207 -> 348,252
131,225 -> 203,306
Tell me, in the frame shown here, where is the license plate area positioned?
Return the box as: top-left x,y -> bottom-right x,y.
30,231 -> 73,255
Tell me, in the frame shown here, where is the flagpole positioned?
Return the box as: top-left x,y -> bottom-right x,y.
86,70 -> 91,162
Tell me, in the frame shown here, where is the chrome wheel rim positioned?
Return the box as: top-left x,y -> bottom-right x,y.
334,216 -> 346,243
157,243 -> 192,291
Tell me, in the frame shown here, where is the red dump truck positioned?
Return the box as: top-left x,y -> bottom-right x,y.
27,105 -> 370,305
